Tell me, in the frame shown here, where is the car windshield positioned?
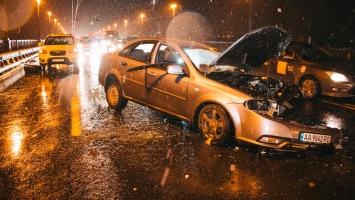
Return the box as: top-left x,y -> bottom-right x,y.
183,47 -> 220,70
291,44 -> 334,61
80,37 -> 94,44
45,36 -> 74,45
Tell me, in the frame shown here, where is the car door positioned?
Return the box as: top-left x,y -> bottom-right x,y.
121,42 -> 155,103
254,47 -> 296,84
145,44 -> 189,118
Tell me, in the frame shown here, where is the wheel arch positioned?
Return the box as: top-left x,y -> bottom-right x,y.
192,101 -> 236,139
299,74 -> 322,95
105,74 -> 122,92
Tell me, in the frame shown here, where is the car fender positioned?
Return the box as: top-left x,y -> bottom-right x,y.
186,89 -> 244,132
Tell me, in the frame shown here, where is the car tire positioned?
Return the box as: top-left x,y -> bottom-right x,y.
48,64 -> 52,72
198,104 -> 232,146
24,67 -> 32,74
106,79 -> 128,111
300,76 -> 320,98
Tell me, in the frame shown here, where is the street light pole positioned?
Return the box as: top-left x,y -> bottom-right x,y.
48,11 -> 51,34
140,14 -> 145,37
37,0 -> 41,41
248,0 -> 252,31
54,19 -> 57,34
170,3 -> 177,38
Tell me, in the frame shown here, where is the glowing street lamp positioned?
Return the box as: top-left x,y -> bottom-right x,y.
171,3 -> 177,17
54,18 -> 57,33
170,3 -> 177,37
48,11 -> 51,34
140,14 -> 145,25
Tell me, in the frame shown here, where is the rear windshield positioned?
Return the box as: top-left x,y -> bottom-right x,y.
45,36 -> 74,45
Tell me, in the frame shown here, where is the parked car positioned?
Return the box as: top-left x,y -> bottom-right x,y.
38,33 -> 78,72
252,39 -> 355,98
98,26 -> 341,151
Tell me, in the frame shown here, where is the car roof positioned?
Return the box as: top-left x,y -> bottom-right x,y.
46,34 -> 74,38
124,37 -> 216,51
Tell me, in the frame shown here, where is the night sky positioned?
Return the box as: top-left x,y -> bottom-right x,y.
1,0 -> 354,46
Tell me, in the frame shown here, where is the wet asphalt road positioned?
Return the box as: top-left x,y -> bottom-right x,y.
0,54 -> 355,199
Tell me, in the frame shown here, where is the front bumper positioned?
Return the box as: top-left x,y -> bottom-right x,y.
39,56 -> 77,65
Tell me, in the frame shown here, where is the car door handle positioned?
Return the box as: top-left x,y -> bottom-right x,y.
120,62 -> 127,66
147,71 -> 156,77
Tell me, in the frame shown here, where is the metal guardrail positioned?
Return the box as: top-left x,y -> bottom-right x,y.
0,48 -> 39,74
0,39 -> 39,53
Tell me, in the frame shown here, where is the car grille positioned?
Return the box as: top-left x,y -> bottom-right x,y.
50,50 -> 66,56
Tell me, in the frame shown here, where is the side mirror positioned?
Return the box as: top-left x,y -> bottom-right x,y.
167,64 -> 183,75
38,42 -> 43,46
283,55 -> 295,60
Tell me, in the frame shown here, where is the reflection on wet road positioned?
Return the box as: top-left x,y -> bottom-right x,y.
0,51 -> 355,199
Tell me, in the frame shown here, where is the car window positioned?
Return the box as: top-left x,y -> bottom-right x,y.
127,43 -> 154,63
291,44 -> 333,61
45,36 -> 74,45
155,44 -> 184,66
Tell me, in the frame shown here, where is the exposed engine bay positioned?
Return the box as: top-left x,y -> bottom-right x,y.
205,67 -> 308,123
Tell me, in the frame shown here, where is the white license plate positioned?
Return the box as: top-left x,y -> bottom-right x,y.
52,59 -> 64,62
299,132 -> 331,144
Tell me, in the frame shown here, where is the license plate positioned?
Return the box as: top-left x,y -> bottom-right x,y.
52,59 -> 64,62
299,132 -> 331,144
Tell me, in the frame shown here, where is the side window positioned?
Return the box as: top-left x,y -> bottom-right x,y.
128,43 -> 155,63
283,48 -> 295,59
155,44 -> 184,66
118,42 -> 155,63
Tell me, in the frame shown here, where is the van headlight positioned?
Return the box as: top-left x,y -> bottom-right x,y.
325,71 -> 349,82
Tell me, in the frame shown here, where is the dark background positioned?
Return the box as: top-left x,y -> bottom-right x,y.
1,0 -> 354,47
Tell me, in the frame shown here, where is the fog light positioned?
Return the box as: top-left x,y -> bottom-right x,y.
258,136 -> 284,144
332,87 -> 339,92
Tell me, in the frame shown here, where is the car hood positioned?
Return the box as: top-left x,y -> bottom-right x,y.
210,26 -> 291,68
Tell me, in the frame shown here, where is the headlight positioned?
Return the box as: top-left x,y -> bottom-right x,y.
69,48 -> 78,53
325,71 -> 349,82
39,49 -> 47,54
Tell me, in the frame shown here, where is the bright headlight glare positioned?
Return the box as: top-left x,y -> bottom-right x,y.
326,72 -> 349,82
39,49 -> 47,54
69,48 -> 78,53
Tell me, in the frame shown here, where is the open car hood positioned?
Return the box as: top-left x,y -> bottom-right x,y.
210,26 -> 291,68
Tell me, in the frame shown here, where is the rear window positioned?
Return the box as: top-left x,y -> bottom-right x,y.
45,36 -> 74,45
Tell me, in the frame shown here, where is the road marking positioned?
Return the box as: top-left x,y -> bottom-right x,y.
71,96 -> 81,136
323,100 -> 355,111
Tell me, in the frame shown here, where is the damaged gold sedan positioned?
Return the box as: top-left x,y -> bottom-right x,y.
98,26 -> 342,152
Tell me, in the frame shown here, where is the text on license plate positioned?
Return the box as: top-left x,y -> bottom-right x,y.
299,132 -> 331,144
52,59 -> 64,62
